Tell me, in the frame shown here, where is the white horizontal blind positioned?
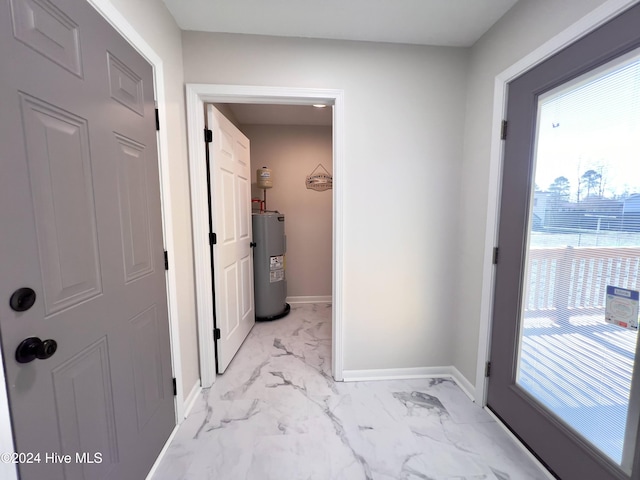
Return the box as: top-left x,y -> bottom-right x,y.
516,49 -> 640,471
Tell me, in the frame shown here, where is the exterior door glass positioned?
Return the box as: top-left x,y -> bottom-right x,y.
517,49 -> 640,474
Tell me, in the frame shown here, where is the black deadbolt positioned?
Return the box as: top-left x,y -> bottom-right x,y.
15,337 -> 57,363
9,288 -> 36,312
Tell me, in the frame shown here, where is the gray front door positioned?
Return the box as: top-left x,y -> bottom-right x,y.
488,4 -> 640,480
0,0 -> 174,478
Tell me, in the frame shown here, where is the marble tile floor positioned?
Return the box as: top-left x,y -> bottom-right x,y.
152,303 -> 549,480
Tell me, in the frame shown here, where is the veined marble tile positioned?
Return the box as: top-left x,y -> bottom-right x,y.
248,432 -> 368,480
151,304 -> 548,480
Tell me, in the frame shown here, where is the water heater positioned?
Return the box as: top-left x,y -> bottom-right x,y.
252,212 -> 290,320
256,166 -> 273,189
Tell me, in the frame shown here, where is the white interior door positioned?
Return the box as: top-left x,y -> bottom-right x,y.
0,0 -> 175,478
207,105 -> 255,373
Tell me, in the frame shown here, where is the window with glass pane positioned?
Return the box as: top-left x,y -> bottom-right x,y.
516,49 -> 640,473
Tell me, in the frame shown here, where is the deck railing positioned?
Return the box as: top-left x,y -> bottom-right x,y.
524,246 -> 640,318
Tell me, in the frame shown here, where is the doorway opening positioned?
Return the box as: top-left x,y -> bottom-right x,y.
185,84 -> 345,388
208,102 -> 334,373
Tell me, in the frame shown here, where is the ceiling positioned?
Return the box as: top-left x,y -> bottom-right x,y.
219,103 -> 333,127
179,0 -> 520,126
162,0 -> 519,48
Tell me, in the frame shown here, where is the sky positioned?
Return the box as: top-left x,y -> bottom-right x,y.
533,50 -> 640,201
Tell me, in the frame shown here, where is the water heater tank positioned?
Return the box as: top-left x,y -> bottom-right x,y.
252,212 -> 290,320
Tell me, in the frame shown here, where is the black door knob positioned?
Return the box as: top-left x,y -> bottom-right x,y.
9,288 -> 36,312
15,337 -> 57,363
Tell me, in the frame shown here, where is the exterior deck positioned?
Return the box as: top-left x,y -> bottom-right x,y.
519,246 -> 640,463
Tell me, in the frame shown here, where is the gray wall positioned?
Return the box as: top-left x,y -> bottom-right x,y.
242,125 -> 333,299
183,32 -> 469,371
455,0 -> 611,384
105,0 -> 618,393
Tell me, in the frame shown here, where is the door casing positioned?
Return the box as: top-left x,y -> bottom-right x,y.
475,0 -> 640,406
185,84 -> 345,387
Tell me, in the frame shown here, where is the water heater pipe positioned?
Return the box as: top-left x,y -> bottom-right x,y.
251,198 -> 265,213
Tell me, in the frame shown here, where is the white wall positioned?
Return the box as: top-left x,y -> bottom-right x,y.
105,0 -> 621,391
104,0 -> 199,398
242,125 -> 333,298
455,0 -> 611,385
183,33 -> 469,370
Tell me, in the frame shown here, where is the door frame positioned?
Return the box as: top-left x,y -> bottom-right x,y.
0,2 -> 185,477
185,84 -> 345,387
475,0 -> 639,405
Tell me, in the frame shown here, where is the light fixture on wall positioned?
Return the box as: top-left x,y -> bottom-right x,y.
312,104 -> 327,108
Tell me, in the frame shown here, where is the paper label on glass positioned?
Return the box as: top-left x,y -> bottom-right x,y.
605,286 -> 639,330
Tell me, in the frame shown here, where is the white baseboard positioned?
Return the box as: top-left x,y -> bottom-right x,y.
183,381 -> 201,420
342,366 -> 476,402
286,295 -> 332,304
484,408 -> 556,480
145,423 -> 179,480
448,366 -> 476,402
342,366 -> 451,382
146,381 -> 201,479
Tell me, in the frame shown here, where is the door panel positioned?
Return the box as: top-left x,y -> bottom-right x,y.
238,174 -> 250,239
115,133 -> 155,282
20,93 -> 103,314
107,52 -> 144,116
222,168 -> 237,243
207,105 -> 255,373
130,305 -> 166,431
224,265 -> 241,334
241,256 -> 252,317
9,0 -> 83,77
489,4 -> 640,479
0,0 -> 174,478
52,337 -> 118,479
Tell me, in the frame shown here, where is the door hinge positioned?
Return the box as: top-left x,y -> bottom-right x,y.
500,120 -> 507,140
213,328 -> 221,340
492,247 -> 499,265
485,361 -> 492,378
172,378 -> 177,396
155,108 -> 160,131
204,128 -> 213,143
209,232 -> 217,245
164,250 -> 169,270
